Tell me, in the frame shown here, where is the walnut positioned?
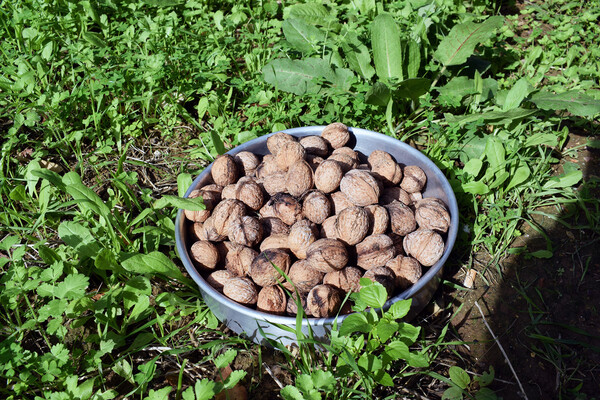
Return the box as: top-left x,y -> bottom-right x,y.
415,197 -> 447,209
323,266 -> 362,293
321,122 -> 350,149
340,169 -> 380,207
314,160 -> 343,193
199,216 -> 226,241
249,249 -> 291,287
227,215 -> 263,247
385,201 -> 416,236
401,166 -> 427,193
362,266 -> 395,295
221,184 -> 237,200
306,154 -> 325,171
190,240 -> 220,270
276,141 -> 306,170
259,193 -> 302,226
211,154 -> 239,187
356,234 -> 395,270
288,220 -> 318,259
286,160 -> 313,197
260,217 -> 290,236
257,285 -> 287,315
184,186 -> 221,222
260,172 -> 287,196
234,151 -> 260,177
302,191 -> 331,224
365,205 -> 389,235
223,277 -> 258,305
386,256 -> 422,289
259,234 -> 290,252
330,191 -> 353,214
267,132 -> 296,156
414,200 -> 451,233
388,233 -> 405,256
403,229 -> 444,267
300,135 -> 329,157
225,244 -> 258,276
286,292 -> 309,316
283,259 -> 324,294
306,239 -> 348,273
211,199 -> 246,237
410,192 -> 422,204
307,284 -> 342,317
206,270 -> 235,292
379,187 -> 411,206
320,215 -> 338,239
368,150 -> 402,186
235,178 -> 264,211
327,153 -> 357,173
256,154 -> 281,179
332,147 -> 360,166
335,206 -> 369,245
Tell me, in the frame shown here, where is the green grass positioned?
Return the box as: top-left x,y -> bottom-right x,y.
1,0 -> 599,398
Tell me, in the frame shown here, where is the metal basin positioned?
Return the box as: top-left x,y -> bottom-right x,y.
175,126 -> 459,346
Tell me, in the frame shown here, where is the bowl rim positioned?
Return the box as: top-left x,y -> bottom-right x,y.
175,126 -> 459,327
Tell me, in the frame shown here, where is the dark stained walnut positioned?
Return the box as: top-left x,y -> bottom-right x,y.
257,285 -> 287,315
249,249 -> 291,287
286,292 -> 310,316
323,266 -> 362,293
385,201 -> 417,236
259,193 -> 303,226
307,284 -> 342,317
356,234 -> 396,270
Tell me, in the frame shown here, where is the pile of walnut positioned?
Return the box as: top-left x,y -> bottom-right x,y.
185,123 -> 450,318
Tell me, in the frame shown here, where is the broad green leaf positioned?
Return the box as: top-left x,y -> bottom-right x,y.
296,374 -> 314,393
210,130 -> 226,155
484,137 -> 505,171
530,90 -> 600,117
387,299 -> 411,319
341,31 -> 375,80
365,82 -> 391,106
445,108 -> 536,127
359,282 -> 387,309
120,252 -> 186,282
358,353 -> 383,371
475,366 -> 495,387
82,32 -> 106,48
188,379 -> 219,400
223,370 -> 246,390
463,159 -> 483,177
339,312 -> 370,336
396,78 -> 431,103
376,320 -> 399,342
376,371 -> 394,386
128,294 -> 150,322
503,77 -> 532,111
311,370 -> 335,391
283,18 -> 326,53
462,180 -> 489,195
505,164 -> 530,191
287,3 -> 330,25
153,195 -> 206,211
371,14 -> 404,81
263,58 -> 353,95
62,172 -> 112,219
542,168 -> 582,189
58,221 -> 101,259
42,41 -> 53,60
215,349 -> 237,369
56,274 -> 89,300
407,40 -> 421,78
449,366 -> 471,389
397,322 -> 420,344
475,387 -> 498,400
524,132 -> 559,147
144,387 -> 172,400
434,16 -> 504,66
442,386 -> 464,400
384,340 -> 410,361
281,386 -> 304,400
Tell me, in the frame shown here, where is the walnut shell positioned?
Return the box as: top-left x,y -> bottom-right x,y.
362,266 -> 395,295
257,285 -> 287,315
320,215 -> 338,239
330,191 -> 353,214
260,217 -> 290,236
356,234 -> 396,270
225,244 -> 258,276
323,266 -> 362,293
259,193 -> 302,226
389,233 -> 405,256
283,259 -> 325,294
386,256 -> 422,289
410,192 -> 422,204
288,220 -> 319,259
259,234 -> 290,252
190,240 -> 220,270
212,199 -> 247,237
260,172 -> 288,196
340,169 -> 380,207
321,122 -> 349,149
236,179 -> 264,211
234,151 -> 260,177
403,229 -> 444,267
286,160 -> 313,197
286,292 -> 309,316
306,154 -> 325,171
368,150 -> 402,186
211,154 -> 239,187
227,215 -> 263,247
335,206 -> 369,246
276,141 -> 306,170
221,184 -> 237,200
327,153 -> 357,173
223,277 -> 258,305
184,186 -> 221,222
200,216 -> 226,241
306,239 -> 348,273
300,135 -> 329,157
385,201 -> 417,236
255,154 -> 281,179
401,166 -> 427,193
331,147 -> 360,164
365,205 -> 389,235
267,132 -> 296,156
414,201 -> 451,233
302,191 -> 331,224
191,222 -> 208,241
307,284 -> 342,317
314,160 -> 343,194
206,270 -> 235,292
249,249 -> 292,287
379,187 -> 411,206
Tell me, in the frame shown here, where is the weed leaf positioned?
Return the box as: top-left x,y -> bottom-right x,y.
434,16 -> 503,66
442,386 -> 464,400
484,137 -> 505,171
462,180 -> 489,195
543,169 -> 582,189
287,3 -> 330,25
153,195 -> 206,211
449,366 -> 470,389
311,370 -> 335,391
281,385 -> 304,400
475,387 -> 498,400
56,274 -> 89,300
283,18 -> 326,53
341,32 -> 375,80
339,312 -> 371,336
58,221 -> 101,259
82,32 -> 107,48
120,252 -> 186,282
358,282 -> 387,308
371,14 -> 403,81
530,90 -> 600,117
503,78 -> 533,111
407,40 -> 421,78
263,58 -> 352,95
445,108 -> 536,126
396,78 -> 431,103
365,82 -> 391,106
505,164 -> 530,191
387,299 -> 411,319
